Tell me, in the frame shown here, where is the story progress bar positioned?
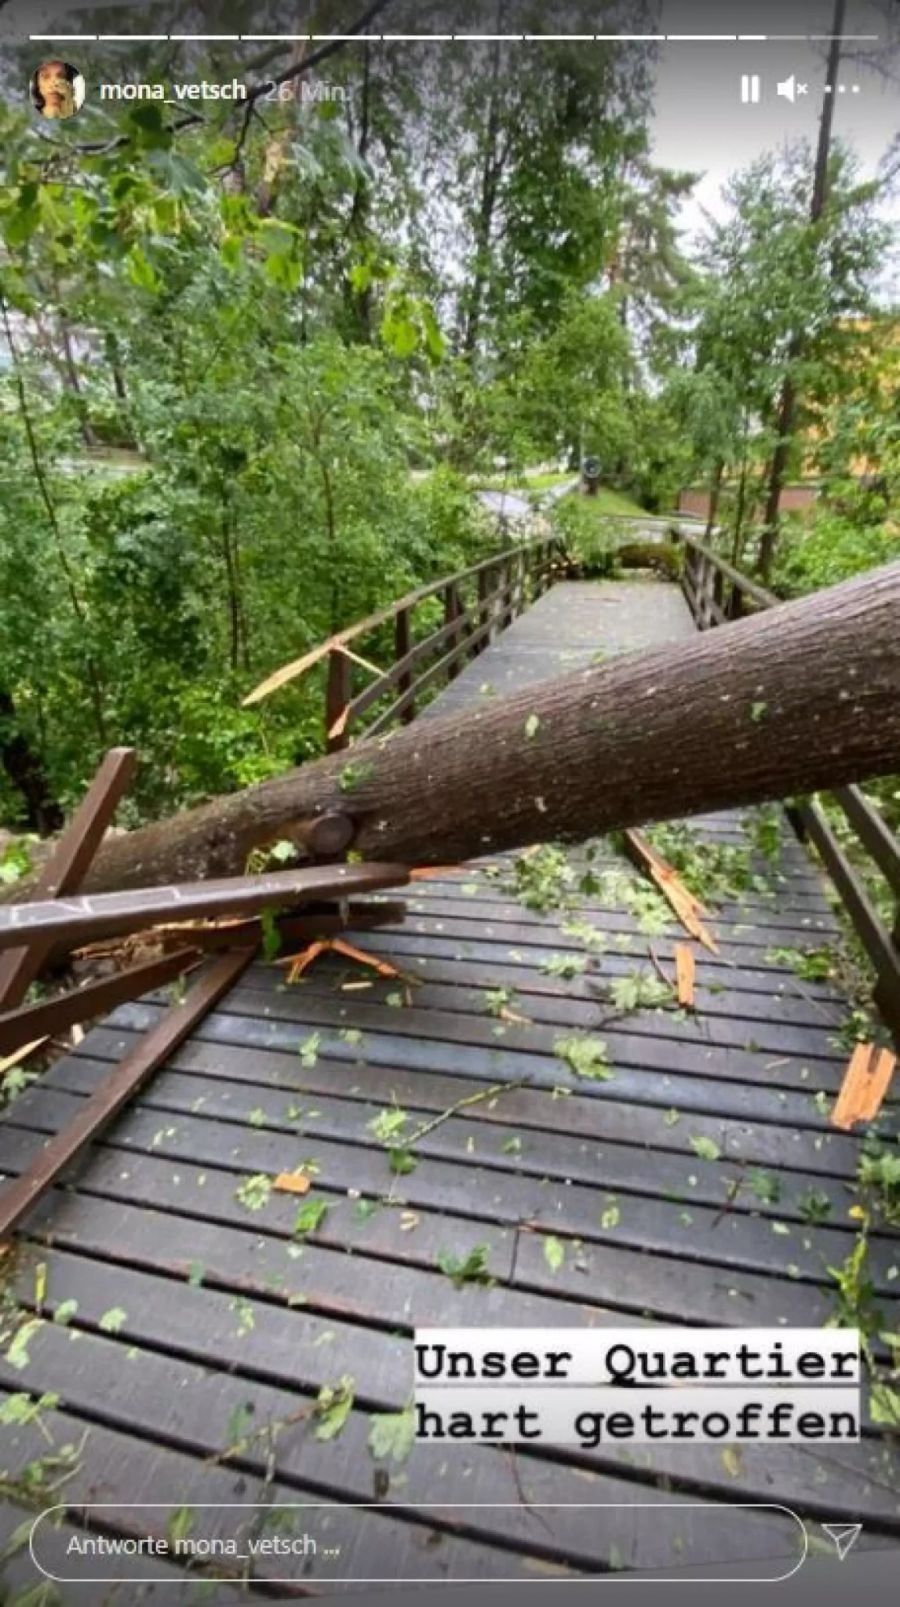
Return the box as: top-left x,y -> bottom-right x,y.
28,33 -> 881,44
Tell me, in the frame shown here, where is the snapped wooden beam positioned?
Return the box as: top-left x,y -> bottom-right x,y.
0,748 -> 136,1011
0,864 -> 410,954
0,947 -> 201,1060
0,947 -> 255,1243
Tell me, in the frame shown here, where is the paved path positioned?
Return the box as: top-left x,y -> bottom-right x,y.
1,580 -> 897,1588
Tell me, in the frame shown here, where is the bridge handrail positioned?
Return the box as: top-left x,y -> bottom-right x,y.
244,531 -> 567,750
677,531 -> 900,1042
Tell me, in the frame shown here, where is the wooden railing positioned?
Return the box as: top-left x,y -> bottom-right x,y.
244,533 -> 566,750
0,748 -> 410,1238
681,534 -> 775,626
677,532 -> 900,1042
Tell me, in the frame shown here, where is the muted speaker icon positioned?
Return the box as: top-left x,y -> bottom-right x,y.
777,74 -> 797,102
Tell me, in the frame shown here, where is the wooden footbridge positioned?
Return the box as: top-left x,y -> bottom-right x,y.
1,531 -> 898,1591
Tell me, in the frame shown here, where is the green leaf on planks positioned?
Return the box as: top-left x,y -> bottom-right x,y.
294,1198 -> 330,1236
368,1404 -> 416,1464
543,1235 -> 565,1272
314,1374 -> 355,1441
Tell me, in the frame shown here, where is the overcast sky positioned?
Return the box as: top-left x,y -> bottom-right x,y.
650,0 -> 899,262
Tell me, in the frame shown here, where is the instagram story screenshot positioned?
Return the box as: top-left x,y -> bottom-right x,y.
0,0 -> 898,1601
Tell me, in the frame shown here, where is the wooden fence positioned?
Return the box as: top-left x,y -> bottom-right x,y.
679,532 -> 900,1042
243,533 -> 566,750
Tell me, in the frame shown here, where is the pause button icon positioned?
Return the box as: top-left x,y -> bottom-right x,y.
741,73 -> 761,103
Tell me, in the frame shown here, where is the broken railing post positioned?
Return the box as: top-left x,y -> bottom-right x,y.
0,747 -> 136,1012
394,607 -> 415,722
325,648 -> 351,754
443,583 -> 464,680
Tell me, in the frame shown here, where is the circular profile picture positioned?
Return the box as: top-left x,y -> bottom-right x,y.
31,60 -> 85,120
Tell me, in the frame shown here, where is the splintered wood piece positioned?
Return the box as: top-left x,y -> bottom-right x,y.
674,943 -> 696,1008
274,1171 -> 312,1195
831,1042 -> 897,1130
0,747 -> 136,1011
278,935 -> 406,985
0,947 -> 201,1060
624,829 -> 719,954
499,1004 -> 531,1026
327,704 -> 351,741
72,902 -> 408,964
409,866 -> 465,881
243,627 -> 362,706
0,864 -> 410,954
280,940 -> 329,983
336,642 -> 383,679
0,1038 -> 49,1078
329,938 -> 404,977
0,947 -> 255,1242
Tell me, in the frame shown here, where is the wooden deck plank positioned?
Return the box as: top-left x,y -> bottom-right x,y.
0,1139 -> 851,1331
91,989 -> 859,1098
1,1326 -> 894,1549
78,1033 -> 875,1171
226,970 -> 851,1066
399,891 -> 841,940
4,1095 -> 897,1291
344,928 -> 846,1000
5,1058 -> 877,1229
0,1340 -> 820,1569
0,1389 -> 559,1585
265,953 -> 848,1030
5,1040 -> 869,1184
74,1000 -> 897,1132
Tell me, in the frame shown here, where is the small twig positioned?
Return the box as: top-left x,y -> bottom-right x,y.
582,989 -> 633,1032
710,1162 -> 748,1230
509,1224 -> 522,1285
381,1077 -> 533,1206
405,1077 -> 531,1147
647,943 -> 674,992
205,1402 -> 316,1467
507,1448 -> 557,1538
717,949 -> 842,1026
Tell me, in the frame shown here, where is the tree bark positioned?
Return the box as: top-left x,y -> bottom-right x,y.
461,20 -> 506,359
3,563 -> 898,903
705,457 -> 724,538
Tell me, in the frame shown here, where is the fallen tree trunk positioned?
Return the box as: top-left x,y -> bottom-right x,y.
4,563 -> 899,901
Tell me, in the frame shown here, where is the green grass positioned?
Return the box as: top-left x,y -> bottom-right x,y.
577,485 -> 646,517
470,468 -> 575,493
521,469 -> 577,489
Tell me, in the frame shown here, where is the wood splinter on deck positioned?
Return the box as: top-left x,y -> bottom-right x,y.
624,828 -> 719,953
830,1041 -> 897,1130
674,943 -> 696,1008
277,936 -> 407,985
274,1170 -> 312,1195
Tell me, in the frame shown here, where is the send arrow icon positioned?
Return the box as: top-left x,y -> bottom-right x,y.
822,1523 -> 862,1561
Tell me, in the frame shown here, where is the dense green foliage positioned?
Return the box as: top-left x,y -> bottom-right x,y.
0,13 -> 896,833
